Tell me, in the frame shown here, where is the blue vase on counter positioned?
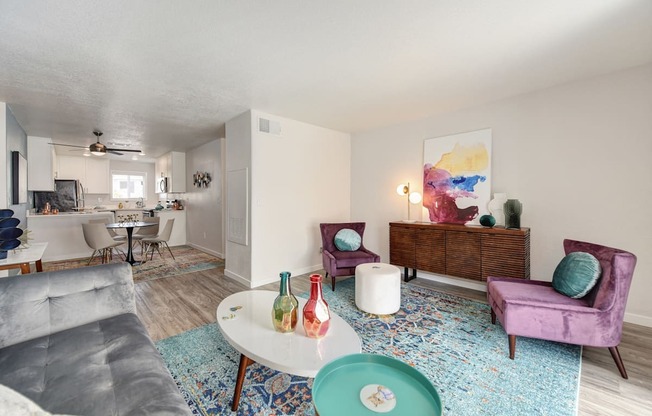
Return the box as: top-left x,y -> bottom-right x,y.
0,209 -> 23,259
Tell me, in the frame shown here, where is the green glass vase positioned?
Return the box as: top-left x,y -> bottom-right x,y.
272,271 -> 299,333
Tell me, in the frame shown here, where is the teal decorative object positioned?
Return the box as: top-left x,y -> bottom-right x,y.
552,252 -> 602,298
313,353 -> 442,415
479,214 -> 496,227
334,228 -> 361,251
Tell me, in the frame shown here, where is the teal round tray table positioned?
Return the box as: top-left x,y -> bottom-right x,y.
313,353 -> 442,415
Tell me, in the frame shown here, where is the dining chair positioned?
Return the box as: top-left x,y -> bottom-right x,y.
81,222 -> 126,265
132,217 -> 160,253
141,219 -> 175,261
89,218 -> 127,243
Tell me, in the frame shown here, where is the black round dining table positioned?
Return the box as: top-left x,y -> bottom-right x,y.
105,221 -> 156,265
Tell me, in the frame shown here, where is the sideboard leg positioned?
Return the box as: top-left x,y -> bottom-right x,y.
403,267 -> 417,282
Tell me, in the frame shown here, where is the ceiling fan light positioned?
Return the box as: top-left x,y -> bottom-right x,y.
89,142 -> 106,155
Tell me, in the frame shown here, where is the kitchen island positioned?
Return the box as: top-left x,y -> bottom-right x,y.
27,211 -> 116,261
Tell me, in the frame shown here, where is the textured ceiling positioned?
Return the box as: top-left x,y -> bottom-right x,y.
1,0 -> 651,158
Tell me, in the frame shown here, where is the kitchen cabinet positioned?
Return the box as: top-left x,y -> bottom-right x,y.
389,222 -> 530,282
26,211 -> 116,261
57,156 -> 110,194
57,155 -> 85,180
155,151 -> 186,193
27,136 -> 57,191
84,158 -> 110,193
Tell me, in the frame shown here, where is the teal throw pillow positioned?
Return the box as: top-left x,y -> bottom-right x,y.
552,252 -> 602,299
334,228 -> 362,251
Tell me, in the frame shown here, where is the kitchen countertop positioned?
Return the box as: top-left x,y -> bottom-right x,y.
27,211 -> 116,217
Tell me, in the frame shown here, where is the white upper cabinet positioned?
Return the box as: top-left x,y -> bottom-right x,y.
57,155 -> 85,180
27,136 -> 57,191
84,158 -> 110,194
156,151 -> 186,193
57,155 -> 110,194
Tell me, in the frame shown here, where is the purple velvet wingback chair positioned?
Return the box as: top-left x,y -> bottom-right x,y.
320,222 -> 380,291
487,239 -> 637,378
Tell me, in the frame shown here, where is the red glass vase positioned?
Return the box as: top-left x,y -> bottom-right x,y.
302,273 -> 331,338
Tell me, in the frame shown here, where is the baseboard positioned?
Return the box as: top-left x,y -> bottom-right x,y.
224,268 -> 252,288
43,252 -> 92,262
187,242 -> 223,259
624,312 -> 652,327
292,264 -> 323,277
250,264 -> 323,288
414,271 -> 487,292
252,275 -> 279,288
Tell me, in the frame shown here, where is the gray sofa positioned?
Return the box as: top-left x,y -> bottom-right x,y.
0,263 -> 191,415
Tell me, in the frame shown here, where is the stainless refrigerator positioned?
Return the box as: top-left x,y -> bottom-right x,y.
34,179 -> 84,212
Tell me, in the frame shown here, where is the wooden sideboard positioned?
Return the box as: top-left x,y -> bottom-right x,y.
389,221 -> 530,283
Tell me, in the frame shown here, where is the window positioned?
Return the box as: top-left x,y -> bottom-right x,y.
111,171 -> 147,201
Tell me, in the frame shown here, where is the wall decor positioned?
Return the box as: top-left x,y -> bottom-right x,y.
193,171 -> 212,188
423,129 -> 491,224
11,151 -> 28,204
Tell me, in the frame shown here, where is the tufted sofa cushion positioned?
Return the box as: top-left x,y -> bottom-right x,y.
0,313 -> 188,415
0,263 -> 135,349
0,263 -> 191,415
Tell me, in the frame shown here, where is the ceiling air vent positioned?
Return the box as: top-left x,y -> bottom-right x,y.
258,117 -> 282,136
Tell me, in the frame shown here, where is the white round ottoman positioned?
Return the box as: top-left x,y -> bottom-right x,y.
355,262 -> 401,314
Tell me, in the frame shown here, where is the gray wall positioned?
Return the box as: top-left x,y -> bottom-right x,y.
185,139 -> 224,257
6,105 -> 28,224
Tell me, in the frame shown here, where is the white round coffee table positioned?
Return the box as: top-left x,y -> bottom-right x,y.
216,290 -> 361,411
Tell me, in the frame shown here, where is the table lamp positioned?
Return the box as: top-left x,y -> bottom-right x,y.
396,182 -> 422,223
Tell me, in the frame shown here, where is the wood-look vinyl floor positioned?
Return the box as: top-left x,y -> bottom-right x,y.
135,267 -> 652,415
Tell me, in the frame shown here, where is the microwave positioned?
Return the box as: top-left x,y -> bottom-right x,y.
156,177 -> 169,193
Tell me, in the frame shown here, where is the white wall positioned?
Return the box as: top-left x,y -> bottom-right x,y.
250,110 -> 351,287
225,111 -> 253,286
185,139 -> 224,257
225,110 -> 351,288
351,64 -> 652,326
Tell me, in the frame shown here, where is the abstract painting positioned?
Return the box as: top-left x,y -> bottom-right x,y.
423,129 -> 491,224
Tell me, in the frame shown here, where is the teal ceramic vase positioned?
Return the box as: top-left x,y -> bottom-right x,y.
479,214 -> 496,228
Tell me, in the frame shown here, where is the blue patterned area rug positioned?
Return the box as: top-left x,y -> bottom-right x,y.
157,279 -> 581,415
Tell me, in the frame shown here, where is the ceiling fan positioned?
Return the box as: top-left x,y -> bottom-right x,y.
50,131 -> 142,156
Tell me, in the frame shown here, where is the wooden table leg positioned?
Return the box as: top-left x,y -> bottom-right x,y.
232,354 -> 255,411
19,263 -> 30,274
36,260 -> 43,272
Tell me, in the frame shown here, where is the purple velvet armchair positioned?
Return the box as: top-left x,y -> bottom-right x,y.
487,239 -> 637,378
320,222 -> 380,291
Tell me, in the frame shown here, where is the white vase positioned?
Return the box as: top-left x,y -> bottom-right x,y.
487,193 -> 508,227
